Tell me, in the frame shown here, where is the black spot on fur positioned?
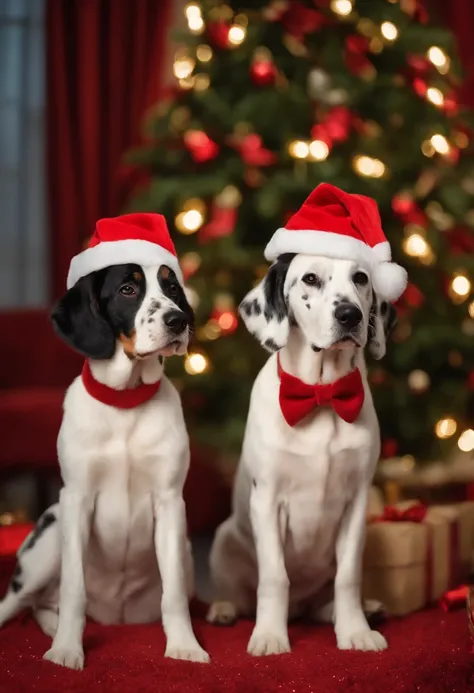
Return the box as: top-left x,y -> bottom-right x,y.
252,478 -> 257,488
240,301 -> 252,317
262,253 -> 296,323
380,300 -> 388,316
333,300 -> 339,306
306,304 -> 310,310
148,318 -> 154,324
264,338 -> 281,352
158,355 -> 164,364
301,295 -> 308,301
311,344 -> 322,352
10,564 -> 22,593
23,511 -> 56,552
289,313 -> 298,327
252,299 -> 262,316
148,299 -> 161,316
289,278 -> 297,289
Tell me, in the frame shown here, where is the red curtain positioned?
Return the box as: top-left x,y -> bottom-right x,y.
434,0 -> 474,108
46,0 -> 172,299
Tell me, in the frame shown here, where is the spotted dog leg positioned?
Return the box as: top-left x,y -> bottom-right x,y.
0,505 -> 60,631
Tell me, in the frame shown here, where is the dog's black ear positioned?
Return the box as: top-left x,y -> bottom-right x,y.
177,285 -> 196,335
51,273 -> 115,359
239,253 -> 295,352
368,290 -> 397,360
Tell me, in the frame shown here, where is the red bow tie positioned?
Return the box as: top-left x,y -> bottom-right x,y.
277,356 -> 365,427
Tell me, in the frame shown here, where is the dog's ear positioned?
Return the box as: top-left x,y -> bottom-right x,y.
239,253 -> 295,353
367,290 -> 397,360
51,273 -> 116,359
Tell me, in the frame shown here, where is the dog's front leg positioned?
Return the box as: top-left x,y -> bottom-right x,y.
247,482 -> 290,656
43,488 -> 92,669
334,485 -> 387,651
154,490 -> 209,663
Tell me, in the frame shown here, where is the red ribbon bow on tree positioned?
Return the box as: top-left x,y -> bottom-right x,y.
371,502 -> 428,524
278,356 -> 365,427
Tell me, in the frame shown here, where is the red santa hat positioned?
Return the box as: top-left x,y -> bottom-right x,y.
67,213 -> 182,289
264,183 -> 407,301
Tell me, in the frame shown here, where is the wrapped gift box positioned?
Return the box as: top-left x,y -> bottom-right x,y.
363,502 -> 474,616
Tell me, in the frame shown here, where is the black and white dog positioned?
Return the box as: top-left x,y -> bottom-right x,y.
208,253 -> 396,655
0,257 -> 209,668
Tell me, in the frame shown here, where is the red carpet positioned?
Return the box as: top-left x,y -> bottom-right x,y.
1,602 -> 473,693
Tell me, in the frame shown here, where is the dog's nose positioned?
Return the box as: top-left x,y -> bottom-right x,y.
163,310 -> 188,335
334,302 -> 362,329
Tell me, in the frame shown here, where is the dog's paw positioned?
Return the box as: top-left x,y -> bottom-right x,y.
206,601 -> 237,626
165,641 -> 210,663
247,630 -> 291,657
337,629 -> 387,652
43,644 -> 85,670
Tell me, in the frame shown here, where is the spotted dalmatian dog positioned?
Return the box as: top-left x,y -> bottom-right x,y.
0,262 -> 209,669
208,253 -> 395,656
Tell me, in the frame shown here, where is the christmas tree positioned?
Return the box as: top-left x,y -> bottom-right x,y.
126,0 -> 474,465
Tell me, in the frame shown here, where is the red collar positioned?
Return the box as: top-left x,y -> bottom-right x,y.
81,360 -> 161,409
277,355 -> 365,427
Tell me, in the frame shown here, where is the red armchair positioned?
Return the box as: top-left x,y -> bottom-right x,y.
0,309 -> 82,473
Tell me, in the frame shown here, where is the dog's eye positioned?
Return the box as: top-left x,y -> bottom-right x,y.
119,284 -> 136,297
352,271 -> 369,286
302,273 -> 322,288
168,282 -> 179,296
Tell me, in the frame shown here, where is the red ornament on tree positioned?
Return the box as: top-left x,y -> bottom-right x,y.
446,226 -> 474,255
400,282 -> 425,309
207,22 -> 231,50
412,77 -> 428,98
381,438 -> 399,458
236,134 -> 277,167
344,35 -> 372,76
280,1 -> 326,41
210,307 -> 239,335
199,186 -> 240,243
250,57 -> 278,87
392,193 -> 428,228
184,130 -> 219,163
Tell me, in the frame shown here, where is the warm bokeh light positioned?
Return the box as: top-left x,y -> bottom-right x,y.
289,140 -> 310,159
468,301 -> 474,319
451,274 -> 471,297
458,429 -> 474,452
194,74 -> 210,91
309,140 -> 330,161
427,46 -> 450,73
430,134 -> 450,155
381,21 -> 398,41
185,3 -> 204,33
184,352 -> 208,375
228,25 -> 246,46
196,45 -> 213,62
330,0 -> 353,16
173,56 -> 195,80
426,87 -> 444,107
403,233 -> 429,258
352,155 -> 385,178
408,370 -> 430,392
435,417 -> 457,439
175,209 -> 204,234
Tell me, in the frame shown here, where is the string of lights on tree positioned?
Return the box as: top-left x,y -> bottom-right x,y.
129,0 -> 474,459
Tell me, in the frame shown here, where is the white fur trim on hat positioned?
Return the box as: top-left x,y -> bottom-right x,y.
67,239 -> 183,289
264,228 -> 407,301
